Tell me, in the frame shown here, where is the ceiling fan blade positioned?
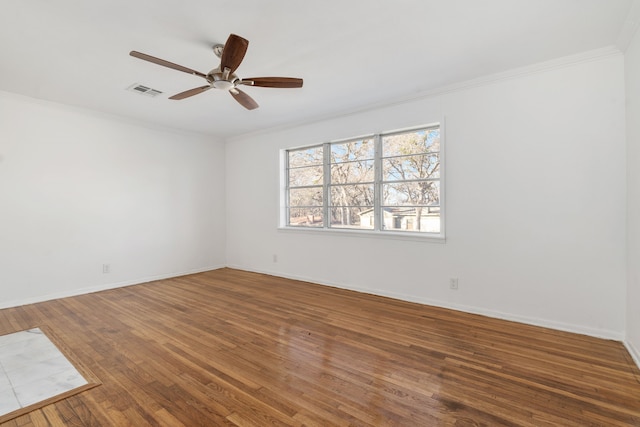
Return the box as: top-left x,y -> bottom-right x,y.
169,85 -> 211,100
230,88 -> 258,110
241,77 -> 303,88
130,51 -> 207,79
220,34 -> 249,74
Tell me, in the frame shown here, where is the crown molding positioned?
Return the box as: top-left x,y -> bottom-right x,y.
617,0 -> 640,52
228,46 -> 623,143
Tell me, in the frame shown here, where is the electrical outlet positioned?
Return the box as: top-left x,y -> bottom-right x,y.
273,254 -> 278,263
449,278 -> 458,290
103,264 -> 111,274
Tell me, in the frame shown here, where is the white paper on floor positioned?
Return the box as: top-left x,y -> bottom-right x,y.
0,328 -> 89,418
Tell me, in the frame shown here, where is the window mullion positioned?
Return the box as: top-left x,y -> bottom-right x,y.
285,151 -> 291,226
374,134 -> 382,231
323,142 -> 331,229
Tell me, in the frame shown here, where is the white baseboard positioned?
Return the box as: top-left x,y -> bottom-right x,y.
227,264 -> 624,342
2,263 -> 627,345
624,340 -> 640,370
0,264 -> 226,310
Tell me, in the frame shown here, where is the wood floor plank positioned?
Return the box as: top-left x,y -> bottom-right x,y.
1,268 -> 639,426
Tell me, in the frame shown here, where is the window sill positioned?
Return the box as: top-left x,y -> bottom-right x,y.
277,226 -> 446,243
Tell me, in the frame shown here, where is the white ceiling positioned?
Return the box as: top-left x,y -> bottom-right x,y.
1,0 -> 636,139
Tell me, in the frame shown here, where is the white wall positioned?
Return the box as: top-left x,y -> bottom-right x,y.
626,26 -> 640,363
226,53 -> 627,339
0,92 -> 226,308
0,51 -> 629,342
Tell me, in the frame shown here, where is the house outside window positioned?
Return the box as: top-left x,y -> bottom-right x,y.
283,124 -> 443,238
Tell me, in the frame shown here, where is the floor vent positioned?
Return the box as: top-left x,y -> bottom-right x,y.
126,83 -> 163,97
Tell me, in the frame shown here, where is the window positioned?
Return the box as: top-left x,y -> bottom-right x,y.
287,145 -> 324,227
330,138 -> 375,229
380,128 -> 441,233
284,125 -> 442,237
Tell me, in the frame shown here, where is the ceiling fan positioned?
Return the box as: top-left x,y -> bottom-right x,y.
129,34 -> 303,110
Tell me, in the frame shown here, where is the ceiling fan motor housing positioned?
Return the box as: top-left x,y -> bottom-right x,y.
207,67 -> 239,91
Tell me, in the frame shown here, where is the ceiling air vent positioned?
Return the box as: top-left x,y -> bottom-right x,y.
126,83 -> 163,97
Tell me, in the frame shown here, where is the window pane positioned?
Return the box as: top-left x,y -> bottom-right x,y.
330,138 -> 374,163
380,207 -> 440,233
383,153 -> 439,181
329,206 -> 374,229
330,184 -> 374,207
289,207 -> 323,227
382,128 -> 440,157
289,187 -> 323,207
383,181 -> 440,206
289,165 -> 323,187
289,146 -> 323,168
330,160 -> 375,184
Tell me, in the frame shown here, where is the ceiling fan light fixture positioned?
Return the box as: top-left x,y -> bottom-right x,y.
212,80 -> 234,91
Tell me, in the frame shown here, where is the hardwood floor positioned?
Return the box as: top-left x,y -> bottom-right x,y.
1,268 -> 639,426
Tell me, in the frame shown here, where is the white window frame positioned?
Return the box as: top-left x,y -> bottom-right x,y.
279,122 -> 445,242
